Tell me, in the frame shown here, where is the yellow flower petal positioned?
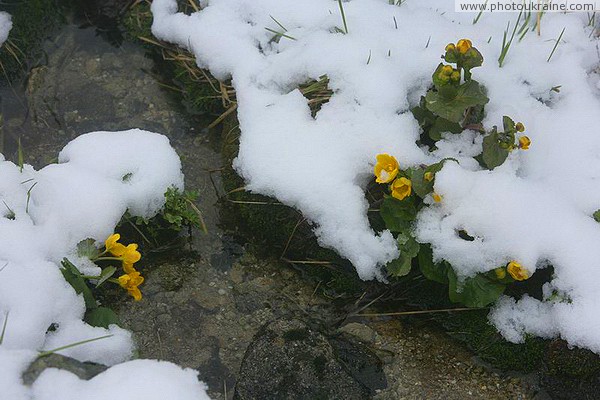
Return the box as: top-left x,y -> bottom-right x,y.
494,267 -> 506,280
121,244 -> 141,264
519,136 -> 531,150
507,261 -> 529,281
456,39 -> 472,54
129,287 -> 142,301
123,262 -> 137,274
391,177 -> 411,201
374,154 -> 399,184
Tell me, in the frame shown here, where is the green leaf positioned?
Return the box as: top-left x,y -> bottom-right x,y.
593,209 -> 600,222
502,115 -> 515,132
60,259 -> 97,310
447,269 -> 505,308
96,266 -> 117,288
386,254 -> 412,277
84,307 -> 120,329
462,47 -> 484,71
425,80 -> 489,123
410,160 -> 450,199
481,131 -> 509,170
380,195 -> 417,232
76,238 -> 100,260
418,244 -> 449,284
428,117 -> 463,141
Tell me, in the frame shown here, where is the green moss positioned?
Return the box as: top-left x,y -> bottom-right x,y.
0,0 -> 69,81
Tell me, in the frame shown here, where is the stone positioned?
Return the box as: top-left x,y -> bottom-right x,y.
22,353 -> 108,385
234,318 -> 386,400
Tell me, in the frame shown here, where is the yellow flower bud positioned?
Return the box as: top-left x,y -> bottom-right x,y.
450,70 -> 460,82
391,177 -> 412,201
456,39 -> 472,54
507,261 -> 529,281
519,136 -> 531,150
515,122 -> 525,132
445,43 -> 456,52
374,154 -> 400,183
441,65 -> 453,75
424,171 -> 434,182
432,193 -> 442,203
494,267 -> 506,280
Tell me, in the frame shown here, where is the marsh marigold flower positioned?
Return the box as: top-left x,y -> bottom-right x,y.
507,261 -> 529,281
456,39 -> 472,54
118,271 -> 144,301
105,233 -> 126,256
391,177 -> 411,200
519,136 -> 531,150
374,154 -> 399,183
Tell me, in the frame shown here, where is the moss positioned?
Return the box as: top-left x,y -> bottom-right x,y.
0,0 -> 70,81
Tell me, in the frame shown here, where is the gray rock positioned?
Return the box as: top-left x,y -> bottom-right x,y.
22,354 -> 108,385
234,319 -> 385,400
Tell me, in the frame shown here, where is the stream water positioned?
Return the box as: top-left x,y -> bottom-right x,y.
0,15 -> 535,400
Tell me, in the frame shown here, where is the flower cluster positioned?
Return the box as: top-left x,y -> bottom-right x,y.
374,154 -> 412,201
104,233 -> 144,301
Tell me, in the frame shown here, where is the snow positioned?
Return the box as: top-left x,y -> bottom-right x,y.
151,0 -> 600,352
0,12 -> 11,46
0,130 -> 209,398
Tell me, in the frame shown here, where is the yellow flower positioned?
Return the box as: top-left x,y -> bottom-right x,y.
507,261 -> 529,281
441,65 -> 453,74
118,271 -> 144,301
105,233 -> 126,256
121,243 -> 141,265
519,136 -> 531,150
445,43 -> 456,52
374,154 -> 400,183
494,267 -> 506,279
432,193 -> 442,203
515,122 -> 525,132
123,263 -> 137,274
424,171 -> 434,182
456,39 -> 472,54
391,177 -> 411,200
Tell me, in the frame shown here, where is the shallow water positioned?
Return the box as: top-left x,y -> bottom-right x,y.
0,18 -> 535,400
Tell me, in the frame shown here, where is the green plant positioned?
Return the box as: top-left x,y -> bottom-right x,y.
377,40 -> 534,308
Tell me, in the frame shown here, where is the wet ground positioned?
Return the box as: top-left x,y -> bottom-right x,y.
0,21 -> 535,399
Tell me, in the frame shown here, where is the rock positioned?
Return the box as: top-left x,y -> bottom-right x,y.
338,322 -> 376,344
22,353 -> 108,385
234,318 -> 385,400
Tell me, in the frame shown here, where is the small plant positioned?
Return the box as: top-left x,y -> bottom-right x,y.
122,187 -> 207,248
60,234 -> 146,328
377,40 -> 533,308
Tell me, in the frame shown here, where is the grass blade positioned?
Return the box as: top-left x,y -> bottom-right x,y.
38,334 -> 113,358
337,0 -> 348,34
547,27 -> 565,62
